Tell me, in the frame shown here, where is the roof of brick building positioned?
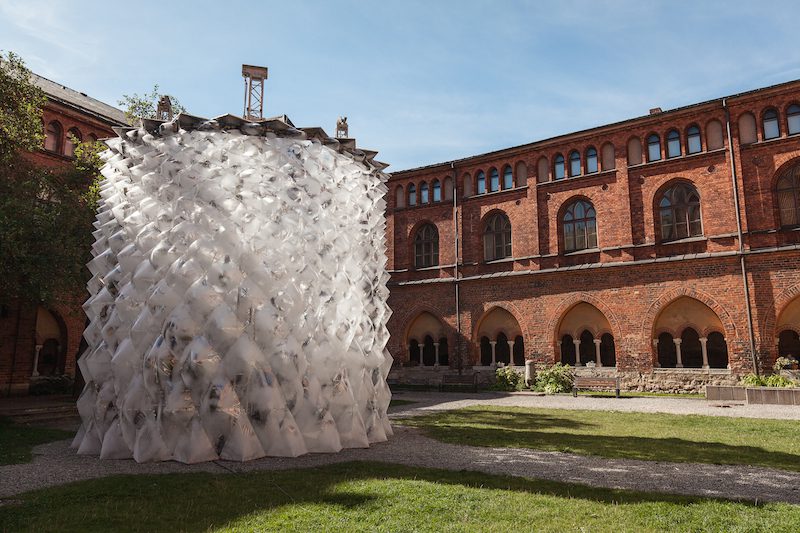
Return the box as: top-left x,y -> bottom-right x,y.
32,72 -> 129,127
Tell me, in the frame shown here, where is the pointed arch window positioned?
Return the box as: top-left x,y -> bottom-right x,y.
489,168 -> 500,192
659,183 -> 701,241
569,150 -> 581,177
777,163 -> 800,227
432,179 -> 442,202
408,183 -> 417,206
563,199 -> 597,252
586,147 -> 598,174
647,134 -> 661,162
483,213 -> 512,261
666,129 -> 681,158
44,121 -> 63,153
788,104 -> 800,135
502,165 -> 513,189
414,224 -> 439,268
65,128 -> 82,157
763,109 -> 780,140
420,182 -> 429,204
554,154 -> 565,180
687,125 -> 702,154
477,171 -> 486,194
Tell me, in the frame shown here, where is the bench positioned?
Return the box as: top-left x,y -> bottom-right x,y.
573,376 -> 620,398
440,373 -> 478,393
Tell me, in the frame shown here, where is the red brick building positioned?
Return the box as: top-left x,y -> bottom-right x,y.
386,80 -> 800,391
0,73 -> 127,395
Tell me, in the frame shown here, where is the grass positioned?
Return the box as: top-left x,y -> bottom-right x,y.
1,461 -> 798,532
0,417 -> 73,465
399,406 -> 800,471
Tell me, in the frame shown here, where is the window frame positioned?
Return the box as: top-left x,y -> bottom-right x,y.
763,108 -> 781,140
44,121 -> 63,153
686,125 -> 702,154
432,179 -> 442,203
408,183 -> 417,207
489,167 -> 500,192
562,199 -> 598,252
666,129 -> 681,158
414,223 -> 439,268
483,213 -> 512,261
476,171 -> 486,194
568,150 -> 581,177
585,147 -> 598,174
502,165 -> 513,189
658,182 -> 702,242
647,133 -> 662,162
776,163 -> 800,228
787,104 -> 800,136
554,154 -> 565,180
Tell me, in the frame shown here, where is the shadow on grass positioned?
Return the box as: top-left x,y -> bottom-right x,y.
400,409 -> 800,472
0,417 -> 73,466
0,461 -> 783,533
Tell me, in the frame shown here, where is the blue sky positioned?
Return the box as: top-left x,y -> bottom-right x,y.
2,0 -> 799,170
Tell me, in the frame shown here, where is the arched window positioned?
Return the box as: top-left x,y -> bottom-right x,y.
578,330 -> 594,366
763,109 -> 780,140
414,224 -> 439,268
502,165 -> 513,189
420,182 -> 429,204
496,332 -> 510,365
560,334 -> 576,365
480,336 -> 493,366
422,335 -> 436,366
681,327 -> 703,368
395,185 -> 405,208
600,333 -> 616,367
65,128 -> 82,157
477,171 -> 486,194
408,183 -> 417,206
409,339 -> 421,365
707,120 -> 724,150
569,150 -> 581,177
776,163 -> 800,227
657,332 -> 676,368
483,213 -> 512,261
432,179 -> 442,202
489,168 -> 500,192
687,125 -> 702,154
586,147 -> 598,174
738,113 -> 757,145
44,121 -> 62,153
666,129 -> 681,158
463,173 -> 472,197
659,183 -> 702,241
778,329 -> 800,358
554,154 -> 565,180
537,157 -> 549,183
563,199 -> 598,252
601,143 -> 615,170
513,335 -> 525,366
647,134 -> 661,162
788,104 -> 800,135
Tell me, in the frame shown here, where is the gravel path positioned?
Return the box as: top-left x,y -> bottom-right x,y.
2,392 -> 799,504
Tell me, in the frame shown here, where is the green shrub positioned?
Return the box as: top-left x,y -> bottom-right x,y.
773,356 -> 798,373
739,373 -> 798,388
533,363 -> 574,394
491,366 -> 525,391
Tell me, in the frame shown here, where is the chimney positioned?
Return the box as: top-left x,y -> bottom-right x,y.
649,107 -> 663,115
242,64 -> 268,120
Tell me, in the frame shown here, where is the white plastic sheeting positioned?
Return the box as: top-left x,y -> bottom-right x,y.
72,120 -> 393,463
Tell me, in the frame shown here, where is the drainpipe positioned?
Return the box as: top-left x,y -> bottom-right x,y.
451,162 -> 462,375
723,97 -> 759,375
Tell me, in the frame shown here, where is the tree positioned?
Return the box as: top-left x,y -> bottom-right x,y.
0,51 -> 46,163
118,84 -> 186,124
0,53 -> 103,306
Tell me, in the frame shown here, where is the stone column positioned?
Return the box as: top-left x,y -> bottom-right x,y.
699,337 -> 709,369
556,340 -> 562,364
407,344 -> 412,365
673,338 -> 683,368
593,338 -> 602,367
32,344 -> 43,377
419,343 -> 425,366
434,342 -> 440,367
489,340 -> 497,367
507,340 -> 515,367
573,339 -> 582,366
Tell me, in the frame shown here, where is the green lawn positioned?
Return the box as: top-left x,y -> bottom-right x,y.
399,406 -> 800,471
1,462 -> 798,532
0,417 -> 73,465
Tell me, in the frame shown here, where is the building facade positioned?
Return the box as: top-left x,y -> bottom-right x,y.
0,73 -> 127,395
386,80 -> 800,391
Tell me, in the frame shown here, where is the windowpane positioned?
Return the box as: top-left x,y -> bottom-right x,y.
408,184 -> 416,206
489,168 -> 499,192
414,224 -> 439,268
586,148 -> 598,173
587,220 -> 597,248
687,126 -> 702,154
764,110 -> 780,139
432,180 -> 441,202
503,166 -> 513,189
569,151 -> 581,177
777,167 -> 800,226
666,130 -> 681,158
420,183 -> 429,204
554,156 -> 565,180
484,213 -> 511,260
562,200 -> 597,252
789,105 -> 800,135
477,172 -> 486,194
564,224 -> 575,251
647,135 -> 661,162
